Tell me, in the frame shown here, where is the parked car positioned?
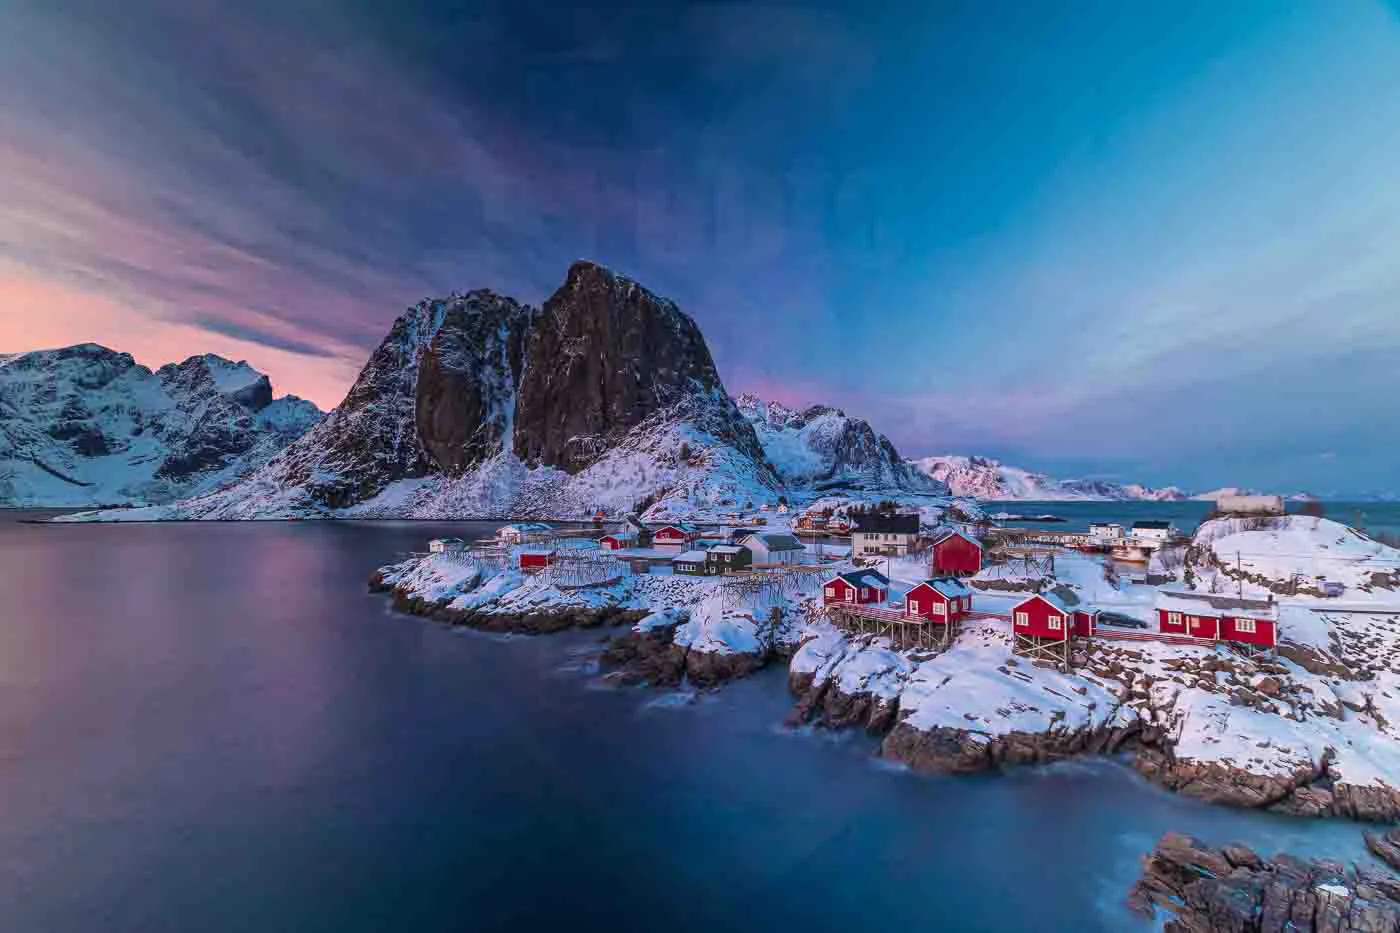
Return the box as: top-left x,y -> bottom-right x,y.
1097,611 -> 1148,630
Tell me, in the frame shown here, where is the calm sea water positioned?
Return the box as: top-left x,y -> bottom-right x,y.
0,513 -> 1374,932
991,500 -> 1400,538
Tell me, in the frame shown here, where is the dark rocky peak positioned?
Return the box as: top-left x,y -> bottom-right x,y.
11,343 -> 143,389
157,354 -> 273,411
512,260 -> 761,472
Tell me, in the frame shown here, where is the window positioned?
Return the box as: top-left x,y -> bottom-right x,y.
1235,618 -> 1256,633
1167,612 -> 1182,626
1047,615 -> 1062,631
825,586 -> 835,598
1014,611 -> 1028,627
932,602 -> 946,616
861,587 -> 869,598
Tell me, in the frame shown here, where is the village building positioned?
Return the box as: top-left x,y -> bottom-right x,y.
652,522 -> 701,548
1087,523 -> 1126,546
498,522 -> 553,545
518,548 -> 556,572
1010,591 -> 1079,670
740,532 -> 806,565
1216,494 -> 1285,516
671,549 -> 711,576
1154,589 -> 1278,648
851,513 -> 921,557
929,528 -> 983,576
904,577 -> 973,622
822,568 -> 890,606
428,537 -> 466,555
705,544 -> 752,574
598,531 -> 639,551
1130,520 -> 1176,548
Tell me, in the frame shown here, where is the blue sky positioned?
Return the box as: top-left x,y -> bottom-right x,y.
2,0 -> 1399,495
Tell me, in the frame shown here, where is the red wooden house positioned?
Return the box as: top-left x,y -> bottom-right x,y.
651,522 -> 701,547
822,568 -> 890,606
1011,592 -> 1074,639
519,549 -> 556,572
930,529 -> 983,576
1071,609 -> 1098,637
905,578 -> 973,622
599,532 -> 637,551
1155,591 -> 1277,648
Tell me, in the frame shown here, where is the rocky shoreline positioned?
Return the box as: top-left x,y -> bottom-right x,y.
1130,831 -> 1400,932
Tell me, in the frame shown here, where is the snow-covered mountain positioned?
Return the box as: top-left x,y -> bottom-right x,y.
0,344 -> 321,507
910,454 -> 1188,502
734,394 -> 946,496
70,262 -> 787,521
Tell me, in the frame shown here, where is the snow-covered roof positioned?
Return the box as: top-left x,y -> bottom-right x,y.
834,568 -> 890,589
656,521 -> 700,533
1154,588 -> 1278,619
1133,520 -> 1173,530
931,528 -> 982,550
430,537 -> 465,545
708,545 -> 747,555
1016,591 -> 1072,615
601,530 -> 638,540
743,532 -> 803,551
672,550 -> 709,563
913,577 -> 972,600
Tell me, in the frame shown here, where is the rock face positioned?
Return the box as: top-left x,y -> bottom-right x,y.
0,344 -> 320,506
85,261 -> 784,520
515,262 -> 766,473
736,393 -> 945,495
1130,832 -> 1400,932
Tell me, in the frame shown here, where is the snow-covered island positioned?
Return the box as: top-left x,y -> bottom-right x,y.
375,512 -> 1400,823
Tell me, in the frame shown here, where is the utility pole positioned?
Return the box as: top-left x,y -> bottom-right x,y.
1237,550 -> 1243,596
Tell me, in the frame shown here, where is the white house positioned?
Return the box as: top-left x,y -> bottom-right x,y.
1088,522 -> 1125,546
428,537 -> 466,555
498,522 -> 553,545
1130,520 -> 1175,549
851,513 -> 920,557
740,532 -> 806,565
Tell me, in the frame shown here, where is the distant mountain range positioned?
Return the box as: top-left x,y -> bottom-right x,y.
0,345 -> 320,507
909,455 -> 1189,502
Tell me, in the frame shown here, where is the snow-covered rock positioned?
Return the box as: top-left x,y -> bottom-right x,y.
735,393 -> 946,496
1187,515 -> 1400,598
0,344 -> 320,507
910,454 -> 1187,501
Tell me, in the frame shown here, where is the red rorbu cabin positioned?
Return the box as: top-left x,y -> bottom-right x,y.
1071,609 -> 1098,637
651,523 -> 700,547
599,532 -> 637,551
930,529 -> 983,576
1011,592 -> 1074,640
822,568 -> 890,606
1154,590 -> 1277,648
519,549 -> 556,572
905,577 -> 973,622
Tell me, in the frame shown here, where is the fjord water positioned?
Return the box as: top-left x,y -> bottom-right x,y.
0,515 -> 1371,932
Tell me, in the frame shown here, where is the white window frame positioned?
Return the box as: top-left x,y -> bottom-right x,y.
1014,611 -> 1029,627
1047,615 -> 1062,631
825,586 -> 835,598
932,602 -> 946,616
1235,618 -> 1256,633
1167,612 -> 1182,626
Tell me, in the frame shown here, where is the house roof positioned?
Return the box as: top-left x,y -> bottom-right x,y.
502,522 -> 552,533
1154,588 -> 1278,619
833,568 -> 890,589
851,513 -> 920,535
655,521 -> 700,533
931,528 -> 982,551
743,532 -> 804,552
430,537 -> 465,545
1016,591 -> 1072,615
708,545 -> 748,556
913,577 -> 973,600
672,550 -> 709,563
1133,520 -> 1173,530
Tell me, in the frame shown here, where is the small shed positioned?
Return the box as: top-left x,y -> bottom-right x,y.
519,549 -> 556,572
498,522 -> 553,545
1071,609 -> 1098,637
428,537 -> 466,555
930,529 -> 983,576
705,544 -> 751,574
672,550 -> 711,576
599,531 -> 638,551
822,568 -> 890,606
905,577 -> 973,622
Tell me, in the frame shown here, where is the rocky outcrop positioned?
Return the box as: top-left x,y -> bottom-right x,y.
881,719 -> 1137,773
514,262 -> 768,473
1129,831 -> 1400,932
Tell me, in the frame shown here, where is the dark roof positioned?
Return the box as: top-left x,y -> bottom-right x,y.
1133,520 -> 1173,530
834,568 -> 890,589
743,532 -> 804,551
851,513 -> 920,535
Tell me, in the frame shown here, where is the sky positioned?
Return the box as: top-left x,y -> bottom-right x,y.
2,0 -> 1400,496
